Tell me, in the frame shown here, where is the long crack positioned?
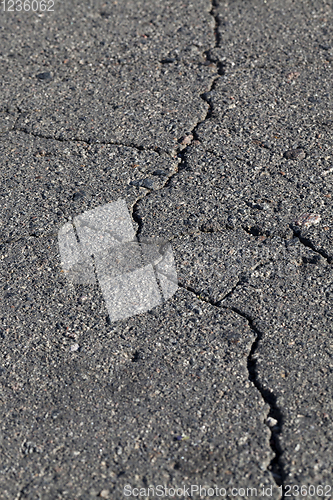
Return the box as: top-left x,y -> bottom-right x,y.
131,58 -> 220,238
131,0 -> 285,489
1,105 -> 170,156
178,1 -> 285,487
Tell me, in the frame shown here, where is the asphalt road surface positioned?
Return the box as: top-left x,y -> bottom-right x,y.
0,0 -> 332,498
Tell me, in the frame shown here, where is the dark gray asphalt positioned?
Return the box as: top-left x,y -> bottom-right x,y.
0,0 -> 332,498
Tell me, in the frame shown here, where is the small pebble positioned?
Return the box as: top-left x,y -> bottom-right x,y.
36,71 -> 52,82
175,435 -> 189,441
100,490 -> 110,498
130,178 -> 154,189
284,148 -> 306,160
179,134 -> 193,146
152,169 -> 167,177
266,417 -> 278,428
35,150 -> 47,157
140,178 -> 154,189
294,213 -> 321,228
286,71 -> 300,81
308,96 -> 321,103
73,191 -> 86,201
161,57 -> 176,64
70,344 -> 80,352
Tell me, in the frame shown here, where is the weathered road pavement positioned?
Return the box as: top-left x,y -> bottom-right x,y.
0,0 -> 332,498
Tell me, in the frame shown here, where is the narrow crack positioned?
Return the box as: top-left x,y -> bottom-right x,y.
219,278 -> 244,302
228,222 -> 331,268
132,2 -> 221,238
3,105 -> 170,156
177,280 -> 285,495
211,0 -> 222,48
178,278 -> 246,306
11,126 -> 167,157
0,230 -> 60,249
225,305 -> 285,491
177,281 -> 219,308
293,230 -> 331,264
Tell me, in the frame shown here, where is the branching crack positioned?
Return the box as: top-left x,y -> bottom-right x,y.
131,2 -> 286,486
177,281 -> 220,308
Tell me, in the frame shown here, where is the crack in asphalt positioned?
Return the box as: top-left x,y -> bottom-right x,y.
2,107 -> 168,156
241,223 -> 332,266
131,60 -> 220,237
226,305 -> 285,491
178,280 -> 285,494
177,281 -> 220,308
293,230 -> 332,264
129,0 -> 286,488
235,222 -> 332,269
11,125 -> 167,156
166,1 -> 285,492
132,3 -> 221,238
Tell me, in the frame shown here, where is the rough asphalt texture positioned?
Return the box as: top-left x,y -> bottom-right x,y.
0,0 -> 332,498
